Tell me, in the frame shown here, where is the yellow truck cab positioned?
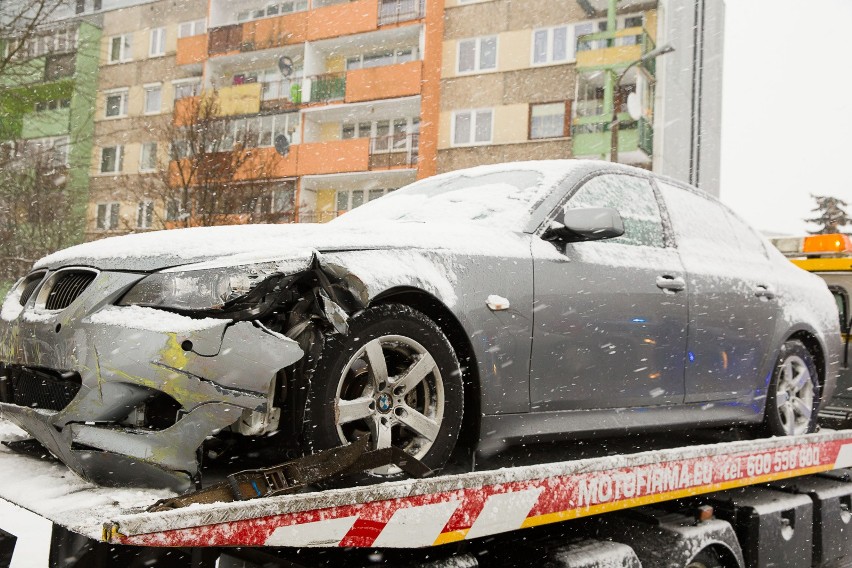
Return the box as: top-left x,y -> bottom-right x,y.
771,233 -> 852,426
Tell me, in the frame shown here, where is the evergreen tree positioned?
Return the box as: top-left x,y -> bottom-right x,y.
806,194 -> 852,234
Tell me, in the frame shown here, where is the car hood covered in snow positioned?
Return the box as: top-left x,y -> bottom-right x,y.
34,221 -> 533,272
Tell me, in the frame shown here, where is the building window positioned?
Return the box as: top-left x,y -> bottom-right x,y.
346,47 -> 418,70
532,25 -> 571,65
143,84 -> 162,114
452,109 -> 493,146
34,99 -> 71,112
457,36 -> 497,74
100,146 -> 124,173
96,203 -> 120,230
108,34 -> 132,63
75,0 -> 85,13
530,101 -> 570,139
139,142 -> 158,172
231,112 -> 300,148
178,19 -> 207,38
137,200 -> 154,228
149,28 -> 166,57
104,90 -> 128,118
173,80 -> 200,101
336,188 -> 392,216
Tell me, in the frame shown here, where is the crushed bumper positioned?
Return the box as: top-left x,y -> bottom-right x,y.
0,271 -> 304,491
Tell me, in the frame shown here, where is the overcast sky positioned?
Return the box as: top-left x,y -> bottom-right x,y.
720,0 -> 852,235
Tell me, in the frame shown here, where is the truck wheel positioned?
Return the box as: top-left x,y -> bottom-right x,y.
303,303 -> 463,480
686,547 -> 727,568
764,340 -> 820,436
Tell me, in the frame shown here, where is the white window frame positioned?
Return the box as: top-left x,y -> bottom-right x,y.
143,83 -> 162,115
178,19 -> 206,39
531,25 -> 572,66
96,202 -> 120,230
99,145 -> 124,174
103,88 -> 128,118
108,34 -> 132,64
529,101 -> 569,140
335,188 -> 393,215
451,108 -> 493,146
456,35 -> 498,75
137,200 -> 154,229
139,141 -> 158,172
172,79 -> 201,101
149,27 -> 166,57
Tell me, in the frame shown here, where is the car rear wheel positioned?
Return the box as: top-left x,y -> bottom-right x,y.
302,303 -> 463,480
764,340 -> 820,436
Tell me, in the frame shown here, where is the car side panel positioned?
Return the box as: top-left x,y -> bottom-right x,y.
319,246 -> 535,415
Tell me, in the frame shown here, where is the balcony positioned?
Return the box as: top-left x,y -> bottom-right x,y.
176,34 -> 208,66
572,117 -> 653,163
261,78 -> 303,111
298,138 -> 371,175
218,83 -> 262,116
306,72 -> 346,103
378,0 -> 425,25
368,133 -> 418,169
21,108 -> 71,139
208,0 -> 379,58
345,61 -> 421,103
576,27 -> 656,74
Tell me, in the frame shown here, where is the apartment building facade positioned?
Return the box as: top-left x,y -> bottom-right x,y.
0,18 -> 101,242
61,0 -> 721,237
87,0 -> 208,238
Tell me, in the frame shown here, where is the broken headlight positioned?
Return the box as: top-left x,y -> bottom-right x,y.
118,264 -> 279,311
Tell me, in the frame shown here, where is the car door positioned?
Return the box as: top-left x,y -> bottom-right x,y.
656,181 -> 780,402
530,173 -> 689,412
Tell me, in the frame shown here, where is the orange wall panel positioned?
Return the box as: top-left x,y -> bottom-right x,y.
297,139 -> 370,176
236,146 -> 300,179
173,96 -> 200,126
243,11 -> 308,50
307,0 -> 378,42
176,35 -> 208,66
417,0 -> 444,178
345,61 -> 422,103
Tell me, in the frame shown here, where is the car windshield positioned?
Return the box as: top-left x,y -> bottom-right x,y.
331,169 -> 551,231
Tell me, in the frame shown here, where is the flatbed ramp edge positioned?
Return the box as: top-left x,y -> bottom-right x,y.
2,423 -> 852,550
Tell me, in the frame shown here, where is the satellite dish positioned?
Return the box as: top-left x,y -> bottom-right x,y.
274,133 -> 290,157
626,92 -> 642,121
278,56 -> 294,77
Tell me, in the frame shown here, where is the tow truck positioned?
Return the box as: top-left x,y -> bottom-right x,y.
3,232 -> 852,567
771,233 -> 852,428
2,414 -> 852,567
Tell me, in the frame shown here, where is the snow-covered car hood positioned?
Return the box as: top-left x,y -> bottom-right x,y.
34,221 -> 532,272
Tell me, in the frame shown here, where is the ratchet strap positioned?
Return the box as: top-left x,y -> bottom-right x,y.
148,435 -> 432,512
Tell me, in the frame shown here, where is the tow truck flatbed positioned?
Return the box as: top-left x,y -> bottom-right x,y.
3,419 -> 852,560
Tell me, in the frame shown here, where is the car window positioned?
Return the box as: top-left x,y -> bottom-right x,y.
830,286 -> 849,331
657,180 -> 739,253
566,174 -> 664,248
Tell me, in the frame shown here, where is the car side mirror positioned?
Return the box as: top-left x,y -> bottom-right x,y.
542,207 -> 625,243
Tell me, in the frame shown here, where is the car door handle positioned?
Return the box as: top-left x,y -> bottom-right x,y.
754,284 -> 776,300
656,275 -> 686,292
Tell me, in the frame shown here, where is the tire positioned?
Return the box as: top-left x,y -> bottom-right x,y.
764,340 -> 821,436
302,303 -> 463,480
686,547 -> 728,568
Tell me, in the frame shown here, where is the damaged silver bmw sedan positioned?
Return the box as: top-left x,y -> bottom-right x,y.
0,160 -> 841,491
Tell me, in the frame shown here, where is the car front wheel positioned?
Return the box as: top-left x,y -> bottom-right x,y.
764,339 -> 821,436
302,303 -> 463,479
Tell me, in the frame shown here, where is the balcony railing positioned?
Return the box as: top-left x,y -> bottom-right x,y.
378,0 -> 426,25
308,72 -> 346,102
261,79 -> 303,110
576,26 -> 656,74
369,133 -> 418,169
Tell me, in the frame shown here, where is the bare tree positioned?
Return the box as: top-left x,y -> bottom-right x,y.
0,139 -> 77,282
0,0 -> 73,79
129,93 -> 293,231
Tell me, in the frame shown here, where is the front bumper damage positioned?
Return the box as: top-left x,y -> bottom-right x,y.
0,270 -> 304,491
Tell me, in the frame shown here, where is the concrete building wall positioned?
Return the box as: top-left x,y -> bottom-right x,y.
653,0 -> 725,196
